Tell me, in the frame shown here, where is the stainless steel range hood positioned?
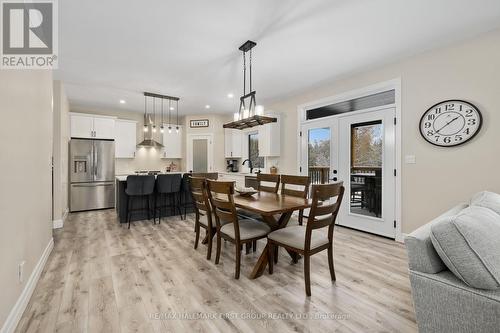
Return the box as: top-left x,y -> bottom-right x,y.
137,138 -> 163,148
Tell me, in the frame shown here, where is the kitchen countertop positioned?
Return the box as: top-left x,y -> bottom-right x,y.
115,172 -> 184,181
116,171 -> 259,182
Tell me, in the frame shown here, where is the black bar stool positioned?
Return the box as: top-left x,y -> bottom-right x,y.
155,174 -> 182,222
125,175 -> 156,229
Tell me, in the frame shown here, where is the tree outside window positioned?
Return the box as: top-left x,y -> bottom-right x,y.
249,132 -> 264,168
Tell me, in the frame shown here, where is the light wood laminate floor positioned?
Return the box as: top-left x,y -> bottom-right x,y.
15,210 -> 416,333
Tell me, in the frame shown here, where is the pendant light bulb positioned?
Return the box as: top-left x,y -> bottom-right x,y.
143,124 -> 148,132
160,125 -> 164,133
233,112 -> 239,121
176,126 -> 179,134
255,105 -> 264,116
152,125 -> 156,133
168,126 -> 172,134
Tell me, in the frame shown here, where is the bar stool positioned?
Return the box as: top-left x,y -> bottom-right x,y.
125,175 -> 156,229
155,174 -> 182,222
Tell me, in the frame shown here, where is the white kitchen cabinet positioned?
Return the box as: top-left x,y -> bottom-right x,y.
70,113 -> 115,139
93,117 -> 115,139
258,114 -> 280,157
115,120 -> 137,158
218,172 -> 245,187
224,128 -> 243,158
70,114 -> 94,138
162,125 -> 182,159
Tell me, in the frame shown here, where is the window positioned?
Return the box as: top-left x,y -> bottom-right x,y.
306,90 -> 395,120
248,132 -> 264,168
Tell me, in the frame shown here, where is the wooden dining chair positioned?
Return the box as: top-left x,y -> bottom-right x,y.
267,182 -> 345,296
257,173 -> 281,193
190,176 -> 219,260
207,180 -> 271,279
281,175 -> 311,226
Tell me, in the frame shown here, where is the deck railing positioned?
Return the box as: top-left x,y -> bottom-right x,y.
308,166 -> 330,184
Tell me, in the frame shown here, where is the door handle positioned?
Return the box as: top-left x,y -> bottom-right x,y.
73,183 -> 113,187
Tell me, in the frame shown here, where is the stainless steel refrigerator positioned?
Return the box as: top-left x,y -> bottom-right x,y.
70,138 -> 115,212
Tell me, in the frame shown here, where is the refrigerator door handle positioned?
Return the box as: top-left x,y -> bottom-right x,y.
94,142 -> 98,179
72,183 -> 113,187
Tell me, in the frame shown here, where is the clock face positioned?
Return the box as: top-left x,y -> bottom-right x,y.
419,100 -> 482,147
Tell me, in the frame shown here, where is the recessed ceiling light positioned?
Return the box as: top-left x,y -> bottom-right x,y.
227,93 -> 234,98
119,99 -> 126,104
205,105 -> 211,109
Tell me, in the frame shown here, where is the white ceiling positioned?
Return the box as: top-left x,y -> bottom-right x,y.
56,0 -> 500,115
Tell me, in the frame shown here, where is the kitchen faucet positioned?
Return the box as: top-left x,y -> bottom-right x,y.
242,159 -> 253,174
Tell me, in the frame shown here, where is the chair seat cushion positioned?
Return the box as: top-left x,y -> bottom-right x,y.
220,219 -> 271,240
430,206 -> 500,290
268,225 -> 329,250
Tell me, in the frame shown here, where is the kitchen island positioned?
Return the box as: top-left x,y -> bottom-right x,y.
115,172 -> 194,223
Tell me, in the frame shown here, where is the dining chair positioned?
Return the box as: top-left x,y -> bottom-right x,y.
281,175 -> 311,226
155,174 -> 182,223
207,180 -> 271,279
180,172 -> 219,219
125,175 -> 156,229
257,173 -> 281,193
190,176 -> 220,260
267,182 -> 345,296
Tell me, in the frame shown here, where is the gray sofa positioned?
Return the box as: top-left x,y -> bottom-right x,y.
405,193 -> 500,333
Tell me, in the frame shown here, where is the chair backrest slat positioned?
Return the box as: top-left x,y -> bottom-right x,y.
206,180 -> 240,234
306,182 -> 345,232
257,173 -> 280,193
280,175 -> 310,198
189,177 -> 213,227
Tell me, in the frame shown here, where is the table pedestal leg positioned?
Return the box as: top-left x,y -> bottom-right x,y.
250,212 -> 296,279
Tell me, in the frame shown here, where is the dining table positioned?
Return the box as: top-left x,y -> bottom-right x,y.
233,192 -> 311,279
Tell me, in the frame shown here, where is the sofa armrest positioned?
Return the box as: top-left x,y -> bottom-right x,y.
409,270 -> 500,333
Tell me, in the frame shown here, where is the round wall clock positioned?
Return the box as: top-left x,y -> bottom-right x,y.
419,100 -> 482,147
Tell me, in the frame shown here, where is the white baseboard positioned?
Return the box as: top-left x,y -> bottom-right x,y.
52,208 -> 68,229
52,219 -> 63,229
396,233 -> 408,244
0,238 -> 54,333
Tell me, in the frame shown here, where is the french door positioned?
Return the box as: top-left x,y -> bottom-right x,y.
301,107 -> 396,238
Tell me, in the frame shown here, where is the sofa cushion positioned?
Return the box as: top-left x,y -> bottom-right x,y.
405,203 -> 468,274
470,191 -> 500,215
430,206 -> 500,290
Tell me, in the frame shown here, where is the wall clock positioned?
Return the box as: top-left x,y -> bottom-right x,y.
419,100 -> 482,147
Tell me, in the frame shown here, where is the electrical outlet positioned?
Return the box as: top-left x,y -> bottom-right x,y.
18,261 -> 25,283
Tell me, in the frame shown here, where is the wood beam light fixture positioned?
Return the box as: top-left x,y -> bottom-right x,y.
223,40 -> 277,130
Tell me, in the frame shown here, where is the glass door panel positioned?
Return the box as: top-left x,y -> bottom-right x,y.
307,127 -> 331,184
350,120 -> 383,218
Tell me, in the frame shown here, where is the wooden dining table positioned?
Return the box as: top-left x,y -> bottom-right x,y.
233,192 -> 311,279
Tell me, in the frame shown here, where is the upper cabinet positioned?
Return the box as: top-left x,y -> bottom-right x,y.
224,128 -> 243,158
115,120 -> 137,158
258,114 -> 280,156
162,125 -> 182,159
70,113 -> 115,139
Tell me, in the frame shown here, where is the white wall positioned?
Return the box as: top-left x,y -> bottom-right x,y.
52,80 -> 70,226
266,28 -> 500,234
0,70 -> 53,330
